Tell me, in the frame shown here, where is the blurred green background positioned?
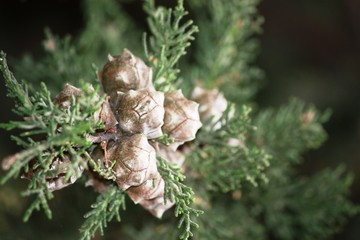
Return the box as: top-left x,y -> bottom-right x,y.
0,0 -> 359,239
258,1 -> 360,239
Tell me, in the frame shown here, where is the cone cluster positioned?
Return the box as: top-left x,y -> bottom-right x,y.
23,49 -> 229,218
94,49 -> 202,217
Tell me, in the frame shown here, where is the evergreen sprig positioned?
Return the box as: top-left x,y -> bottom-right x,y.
252,98 -> 330,165
187,0 -> 264,102
151,133 -> 175,146
21,168 -> 54,221
245,166 -> 359,240
281,166 -> 359,239
78,0 -> 142,59
189,104 -> 270,192
87,152 -> 117,181
196,199 -> 266,240
157,157 -> 203,240
0,51 -> 103,219
0,0 -> 357,239
79,185 -> 126,240
14,30 -> 82,92
144,0 -> 199,91
15,0 -> 142,92
238,99 -> 358,240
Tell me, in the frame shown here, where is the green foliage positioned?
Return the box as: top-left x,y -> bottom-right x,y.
120,218 -> 183,240
236,99 -> 358,240
252,98 -> 330,165
189,99 -> 357,240
244,166 -> 358,240
78,0 -> 141,57
283,167 -> 358,240
87,153 -> 117,181
189,104 -> 270,192
14,0 -> 142,93
144,0 -> 198,92
79,185 -> 126,240
14,30 -> 83,92
21,170 -> 54,222
150,133 -> 175,146
0,0 -> 358,240
157,157 -> 203,240
186,0 -> 264,102
195,198 -> 266,240
0,51 -> 103,220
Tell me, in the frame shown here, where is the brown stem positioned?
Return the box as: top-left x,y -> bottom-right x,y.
87,131 -> 118,143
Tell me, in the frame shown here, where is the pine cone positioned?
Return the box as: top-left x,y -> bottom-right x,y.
21,154 -> 84,192
127,171 -> 175,218
54,84 -> 82,108
46,154 -> 84,191
94,96 -> 118,131
111,134 -> 158,190
191,86 -> 228,130
162,90 -> 202,150
126,172 -> 164,204
101,49 -> 154,100
139,196 -> 175,218
85,169 -> 112,193
152,142 -> 185,167
113,89 -> 165,139
126,143 -> 185,218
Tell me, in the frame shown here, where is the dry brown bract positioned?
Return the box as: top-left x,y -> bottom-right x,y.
113,89 -> 165,139
162,90 -> 202,150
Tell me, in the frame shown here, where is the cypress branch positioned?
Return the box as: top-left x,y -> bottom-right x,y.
144,0 -> 198,91
86,151 -> 117,181
0,51 -> 32,111
13,31 -> 82,92
186,0 -> 264,102
1,52 -> 103,220
0,1 -> 357,239
157,157 -> 203,240
79,185 -> 126,240
189,104 -> 270,192
244,166 -> 359,240
21,169 -> 54,221
78,0 -> 141,57
252,98 -> 331,165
